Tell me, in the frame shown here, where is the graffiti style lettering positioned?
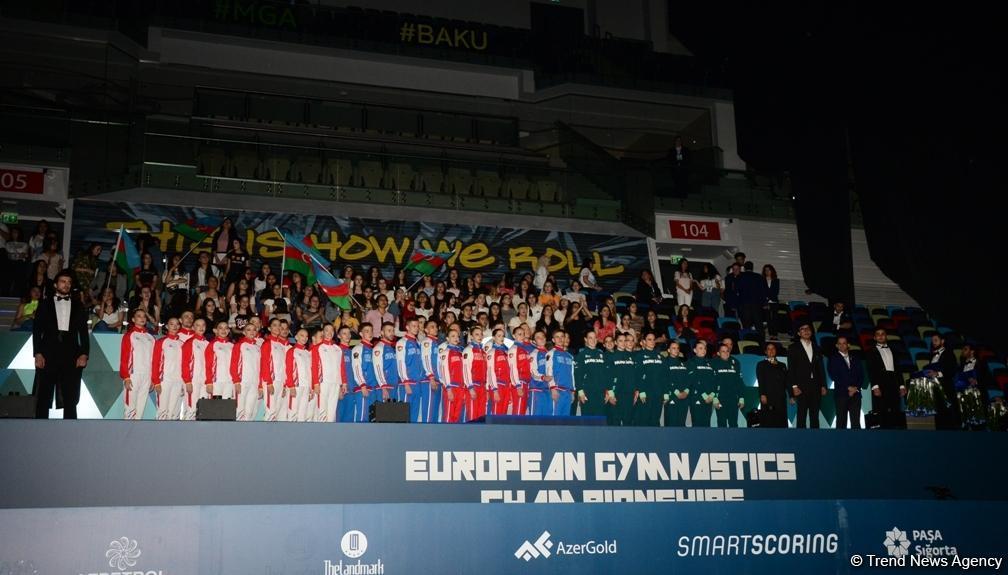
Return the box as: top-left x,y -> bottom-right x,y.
458,242 -> 494,269
369,236 -> 411,264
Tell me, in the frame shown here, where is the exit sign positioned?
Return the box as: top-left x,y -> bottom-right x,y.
668,219 -> 721,241
1,212 -> 17,224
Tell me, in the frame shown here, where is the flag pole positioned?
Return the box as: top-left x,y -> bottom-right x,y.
106,226 -> 123,291
176,224 -> 221,267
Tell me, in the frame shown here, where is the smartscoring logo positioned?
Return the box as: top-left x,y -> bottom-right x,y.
514,530 -> 617,562
78,536 -> 164,575
324,530 -> 385,575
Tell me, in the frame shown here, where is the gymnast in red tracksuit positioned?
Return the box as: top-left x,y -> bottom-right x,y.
462,326 -> 489,421
487,328 -> 513,415
439,329 -> 466,423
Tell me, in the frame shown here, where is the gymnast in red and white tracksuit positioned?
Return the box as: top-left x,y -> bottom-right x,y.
507,325 -> 533,416
120,308 -> 156,420
260,319 -> 291,422
312,324 -> 347,423
180,318 -> 210,420
462,326 -> 489,421
205,321 -> 235,399
230,323 -> 263,421
487,328 -> 514,415
439,329 -> 466,423
285,328 -> 315,422
152,317 -> 185,420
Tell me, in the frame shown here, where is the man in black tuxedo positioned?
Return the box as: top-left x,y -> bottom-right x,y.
757,342 -> 789,428
786,322 -> 827,428
737,262 -> 765,333
865,328 -> 906,427
924,333 -> 961,429
32,269 -> 90,419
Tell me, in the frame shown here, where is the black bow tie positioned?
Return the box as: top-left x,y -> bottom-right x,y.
56,296 -> 71,302
877,344 -> 888,349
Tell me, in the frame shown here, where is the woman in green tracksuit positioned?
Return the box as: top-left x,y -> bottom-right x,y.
608,332 -> 638,426
686,340 -> 717,427
634,332 -> 666,426
575,330 -> 610,418
711,342 -> 745,427
663,341 -> 690,427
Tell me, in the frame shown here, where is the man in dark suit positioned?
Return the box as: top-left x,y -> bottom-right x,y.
32,269 -> 90,419
924,333 -> 961,429
757,342 -> 789,428
786,322 -> 827,428
827,336 -> 864,429
958,343 -> 992,404
865,328 -> 906,428
737,262 -> 764,333
723,263 -> 742,319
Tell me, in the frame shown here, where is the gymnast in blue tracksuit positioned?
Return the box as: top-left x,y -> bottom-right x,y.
396,319 -> 427,422
337,326 -> 356,422
420,320 -> 444,423
527,330 -> 552,417
351,324 -> 380,422
544,329 -> 575,417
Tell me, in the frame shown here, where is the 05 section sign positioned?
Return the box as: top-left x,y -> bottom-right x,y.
70,200 -> 649,293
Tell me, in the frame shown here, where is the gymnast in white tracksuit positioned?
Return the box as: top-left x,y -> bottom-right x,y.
152,317 -> 185,420
230,322 -> 263,421
180,318 -> 209,420
285,328 -> 315,422
121,309 -> 156,420
312,324 -> 347,423
260,319 -> 291,422
205,321 -> 235,399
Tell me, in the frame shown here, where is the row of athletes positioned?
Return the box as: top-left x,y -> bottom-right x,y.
119,306 -> 753,425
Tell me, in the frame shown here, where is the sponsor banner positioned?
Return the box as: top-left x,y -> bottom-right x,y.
1,421 -> 1006,509
70,200 -> 648,293
0,501 -> 1004,574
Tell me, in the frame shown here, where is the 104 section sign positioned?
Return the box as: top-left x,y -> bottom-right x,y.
668,219 -> 721,241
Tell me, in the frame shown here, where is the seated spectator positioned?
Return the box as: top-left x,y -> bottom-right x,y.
298,294 -> 326,331
499,293 -> 516,324
189,252 -> 219,293
508,302 -> 535,336
12,286 -> 41,331
622,301 -> 645,334
635,269 -> 663,309
92,299 -> 124,333
594,305 -> 618,342
334,309 -> 360,335
229,294 -> 255,336
640,309 -> 669,346
579,258 -> 606,310
200,298 -> 227,327
538,280 -> 561,309
536,304 -> 560,337
674,304 -> 696,342
364,294 -> 395,333
823,301 -> 853,334
563,280 -> 588,308
617,314 -> 636,340
554,298 -> 570,323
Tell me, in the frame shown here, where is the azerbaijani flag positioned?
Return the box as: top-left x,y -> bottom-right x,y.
113,226 -> 142,289
313,261 -> 351,310
403,247 -> 454,276
175,216 -> 222,243
281,233 -> 330,285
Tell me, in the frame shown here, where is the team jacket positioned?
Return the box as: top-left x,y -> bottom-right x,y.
637,348 -> 666,396
438,344 -> 465,388
574,347 -> 608,396
230,337 -> 262,386
686,356 -> 717,401
285,344 -> 313,390
528,345 -> 550,391
260,335 -> 291,389
312,340 -> 346,389
609,350 -> 638,396
712,356 -> 744,401
667,356 -> 690,397
545,346 -> 575,391
181,335 -> 209,386
206,337 -> 234,387
351,340 -> 379,392
396,335 -> 425,385
487,343 -> 512,390
508,342 -> 534,386
373,338 -> 399,390
420,336 -> 442,383
178,327 -> 196,343
119,326 -> 156,380
462,342 -> 488,389
151,334 -> 184,386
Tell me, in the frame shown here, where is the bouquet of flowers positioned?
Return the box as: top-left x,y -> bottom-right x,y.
957,387 -> 985,427
905,377 -> 945,417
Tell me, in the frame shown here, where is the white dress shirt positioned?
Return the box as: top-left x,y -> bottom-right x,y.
54,296 -> 72,331
931,348 -> 945,377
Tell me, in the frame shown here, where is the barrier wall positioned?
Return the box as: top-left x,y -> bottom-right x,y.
0,423 -> 1005,574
